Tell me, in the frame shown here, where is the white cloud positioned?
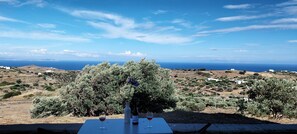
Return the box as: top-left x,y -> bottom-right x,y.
223,4 -> 252,9
28,49 -> 100,58
16,0 -> 46,7
216,14 -> 272,22
61,9 -> 192,45
70,10 -> 136,29
197,24 -> 297,35
0,0 -> 46,7
88,21 -> 192,45
0,51 -> 14,56
171,19 -> 192,28
119,51 -> 145,57
109,51 -> 145,57
61,49 -> 100,58
0,30 -> 90,42
37,23 -> 56,29
30,48 -> 47,54
277,0 -> 297,6
0,15 -> 23,23
152,10 -> 167,15
0,0 -> 18,4
283,6 -> 297,14
271,18 -> 297,23
288,40 -> 297,43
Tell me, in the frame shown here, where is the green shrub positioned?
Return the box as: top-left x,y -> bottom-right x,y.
3,91 -> 21,99
248,78 -> 297,118
44,85 -> 55,91
239,70 -> 246,75
33,82 -> 39,87
186,101 -> 206,111
246,101 -> 269,117
10,84 -> 26,91
23,94 -> 34,99
31,97 -> 67,118
33,60 -> 177,117
197,68 -> 206,71
0,81 -> 14,86
226,86 -> 233,92
283,104 -> 297,118
237,99 -> 247,114
183,87 -> 190,91
225,70 -> 232,73
16,79 -> 22,84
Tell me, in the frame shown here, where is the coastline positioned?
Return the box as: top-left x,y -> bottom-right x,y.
1,60 -> 296,72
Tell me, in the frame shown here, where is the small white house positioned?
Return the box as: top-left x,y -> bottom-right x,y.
230,68 -> 235,71
38,72 -> 42,76
235,80 -> 245,85
0,66 -> 10,70
207,78 -> 219,82
45,70 -> 54,73
268,69 -> 275,72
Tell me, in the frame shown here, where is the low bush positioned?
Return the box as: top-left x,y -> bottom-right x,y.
0,81 -> 14,86
185,101 -> 206,111
239,70 -> 246,75
16,79 -> 22,84
23,94 -> 34,99
248,78 -> 297,118
44,85 -> 55,91
3,91 -> 21,99
33,82 -> 39,87
225,70 -> 232,73
10,84 -> 26,91
246,101 -> 269,117
31,97 -> 67,118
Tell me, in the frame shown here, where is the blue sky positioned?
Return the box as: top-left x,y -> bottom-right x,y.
0,0 -> 296,64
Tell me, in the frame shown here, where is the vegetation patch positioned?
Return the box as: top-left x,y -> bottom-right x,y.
0,81 -> 14,87
3,91 -> 21,99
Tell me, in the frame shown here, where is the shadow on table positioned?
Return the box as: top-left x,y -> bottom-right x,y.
147,110 -> 278,124
0,123 -> 82,134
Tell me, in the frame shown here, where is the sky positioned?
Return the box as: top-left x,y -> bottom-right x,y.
0,0 -> 296,64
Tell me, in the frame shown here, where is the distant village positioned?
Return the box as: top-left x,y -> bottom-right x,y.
0,65 -> 55,75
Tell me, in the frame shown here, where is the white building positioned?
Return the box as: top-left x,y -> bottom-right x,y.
0,66 -> 10,70
230,68 -> 235,71
235,80 -> 245,85
268,69 -> 275,72
207,78 -> 220,82
45,70 -> 54,73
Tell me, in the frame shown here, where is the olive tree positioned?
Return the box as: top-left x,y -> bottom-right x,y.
31,60 -> 177,117
247,78 -> 297,118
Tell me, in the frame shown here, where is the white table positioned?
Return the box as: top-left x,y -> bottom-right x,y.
78,118 -> 173,134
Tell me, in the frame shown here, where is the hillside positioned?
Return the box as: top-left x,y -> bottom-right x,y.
1,66 -> 297,124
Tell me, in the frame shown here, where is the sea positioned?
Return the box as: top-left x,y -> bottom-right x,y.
0,60 -> 296,72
